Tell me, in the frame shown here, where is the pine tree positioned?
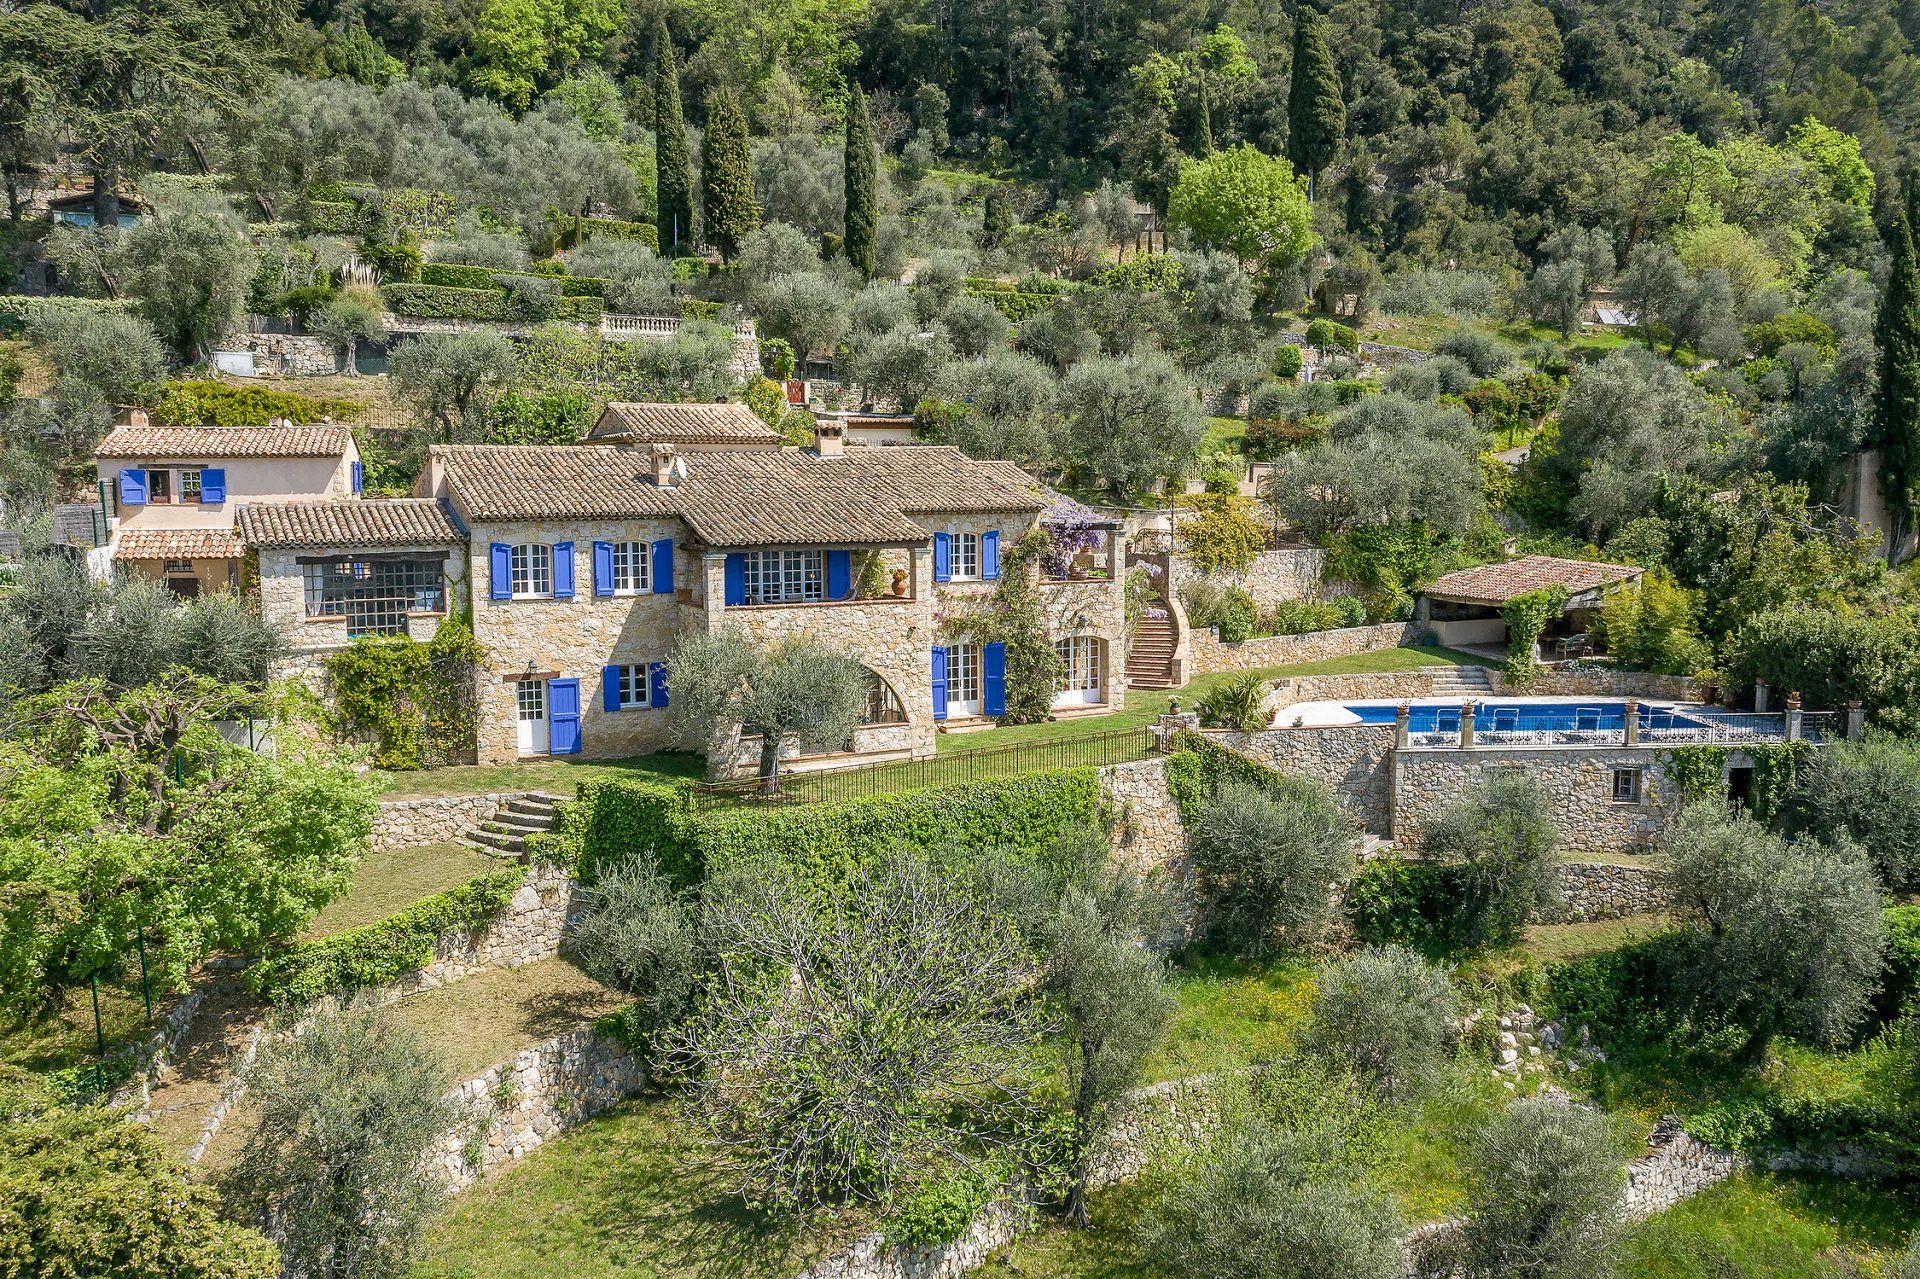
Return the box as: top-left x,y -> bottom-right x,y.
652,21 -> 694,253
1285,9 -> 1345,200
700,87 -> 759,261
1873,177 -> 1920,560
844,86 -> 878,277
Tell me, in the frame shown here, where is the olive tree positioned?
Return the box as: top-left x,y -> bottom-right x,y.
751,271 -> 851,359
1419,774 -> 1563,949
668,850 -> 1047,1210
1302,946 -> 1457,1100
1454,1096 -> 1626,1279
1188,777 -> 1355,955
1787,732 -> 1920,890
389,330 -> 517,440
223,1011 -> 469,1279
1057,353 -> 1204,498
309,288 -> 386,377
568,851 -> 702,1053
667,629 -> 869,794
1665,801 -> 1887,1058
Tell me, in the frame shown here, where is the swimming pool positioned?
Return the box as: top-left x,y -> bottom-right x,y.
1276,697 -> 1708,733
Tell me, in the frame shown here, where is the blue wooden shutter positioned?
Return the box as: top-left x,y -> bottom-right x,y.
552,542 -> 575,598
651,538 -> 674,594
933,532 -> 952,582
199,468 -> 226,504
349,461 -> 364,494
931,646 -> 949,721
723,553 -> 747,606
489,543 -> 512,600
602,665 -> 622,712
981,529 -> 1000,580
827,549 -> 852,600
118,468 -> 147,507
549,678 -> 582,754
649,661 -> 669,708
593,541 -> 615,596
983,642 -> 1007,716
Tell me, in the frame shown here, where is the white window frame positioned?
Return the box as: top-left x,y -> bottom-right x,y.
1611,767 -> 1641,804
948,531 -> 980,581
516,679 -> 546,721
742,548 -> 825,605
1055,637 -> 1102,694
617,663 -> 651,709
178,467 -> 202,502
947,642 -> 982,715
510,543 -> 553,599
611,540 -> 649,595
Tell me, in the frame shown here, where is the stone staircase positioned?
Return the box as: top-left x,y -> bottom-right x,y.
461,793 -> 564,858
1428,664 -> 1497,698
1127,610 -> 1178,690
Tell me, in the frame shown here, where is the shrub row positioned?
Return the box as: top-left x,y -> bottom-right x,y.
245,867 -> 526,1006
1162,729 -> 1314,820
582,217 -> 660,249
548,768 -> 1106,891
382,283 -> 603,324
0,294 -> 130,335
303,199 -> 367,235
420,262 -> 609,297
963,286 -> 1058,321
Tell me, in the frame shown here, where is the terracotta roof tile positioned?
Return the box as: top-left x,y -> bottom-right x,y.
1423,555 -> 1641,606
588,401 -> 784,446
236,500 -> 462,550
432,444 -> 1044,547
96,424 -> 354,460
112,527 -> 243,560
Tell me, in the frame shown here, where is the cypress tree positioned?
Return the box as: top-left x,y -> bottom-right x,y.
700,87 -> 759,261
1285,9 -> 1345,200
1873,176 -> 1920,559
844,86 -> 878,277
652,21 -> 694,252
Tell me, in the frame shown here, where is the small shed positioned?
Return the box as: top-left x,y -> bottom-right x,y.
1417,555 -> 1642,656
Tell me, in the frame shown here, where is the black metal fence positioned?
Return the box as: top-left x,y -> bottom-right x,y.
690,724 -> 1161,807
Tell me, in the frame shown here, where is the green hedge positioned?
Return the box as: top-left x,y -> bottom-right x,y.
1162,729 -> 1318,820
246,867 -> 526,1006
680,298 -> 725,321
0,294 -> 130,335
963,286 -> 1058,321
420,262 -> 610,297
382,283 -> 602,324
303,199 -> 367,235
554,768 -> 1105,892
583,217 -> 660,249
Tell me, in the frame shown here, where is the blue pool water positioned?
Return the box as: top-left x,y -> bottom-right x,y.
1345,700 -> 1707,734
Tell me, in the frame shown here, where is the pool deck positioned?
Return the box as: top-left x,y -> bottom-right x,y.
1269,694 -> 1686,729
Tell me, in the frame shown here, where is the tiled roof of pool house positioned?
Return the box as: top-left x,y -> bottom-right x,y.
1423,555 -> 1642,605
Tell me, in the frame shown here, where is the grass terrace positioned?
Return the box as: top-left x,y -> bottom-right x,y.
302,843 -> 498,939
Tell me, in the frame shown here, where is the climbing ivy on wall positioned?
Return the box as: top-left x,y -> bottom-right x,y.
1663,741 -> 1810,826
942,529 -> 1064,726
325,615 -> 485,769
1501,585 -> 1568,688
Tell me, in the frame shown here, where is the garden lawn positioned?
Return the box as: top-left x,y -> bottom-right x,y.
1522,915 -> 1674,966
369,957 -> 627,1080
1139,955 -> 1313,1084
301,843 -> 496,939
936,646 -> 1493,754
410,1098 -> 875,1279
1621,1171 -> 1914,1278
380,750 -> 704,800
1,972 -> 169,1077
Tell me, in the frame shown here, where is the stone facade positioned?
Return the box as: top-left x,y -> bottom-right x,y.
432,1025 -> 647,1191
259,542 -> 470,686
1391,744 -> 1674,857
1166,546 -> 1328,608
1546,861 -> 1675,922
221,330 -> 343,377
1218,725 -> 1400,835
369,791 -> 537,853
1188,621 -> 1423,678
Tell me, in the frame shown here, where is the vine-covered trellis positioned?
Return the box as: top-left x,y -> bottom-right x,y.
1662,741 -> 1810,826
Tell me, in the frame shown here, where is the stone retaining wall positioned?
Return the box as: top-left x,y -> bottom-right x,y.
1509,668 -> 1698,701
1547,861 -> 1675,922
1188,622 -> 1422,678
1392,745 -> 1675,858
372,791 -> 536,852
1218,725 -> 1399,835
1268,667 -> 1452,713
1166,548 -> 1329,611
432,1025 -> 647,1192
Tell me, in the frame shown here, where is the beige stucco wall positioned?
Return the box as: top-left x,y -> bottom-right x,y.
118,558 -> 237,595
102,450 -> 359,530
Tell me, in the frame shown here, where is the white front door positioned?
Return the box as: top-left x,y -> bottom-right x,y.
516,679 -> 549,755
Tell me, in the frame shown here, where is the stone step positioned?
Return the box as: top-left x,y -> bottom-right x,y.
505,798 -> 556,818
490,812 -> 553,833
467,827 -> 527,854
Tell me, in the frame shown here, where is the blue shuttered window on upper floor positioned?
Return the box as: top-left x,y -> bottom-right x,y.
652,538 -> 674,594
117,468 -> 147,507
199,468 -> 226,504
932,532 -> 952,583
723,553 -> 747,606
552,541 -> 575,599
827,549 -> 852,600
489,543 -> 512,600
931,645 -> 948,721
981,529 -> 1000,581
349,461 -> 364,495
982,641 -> 1007,717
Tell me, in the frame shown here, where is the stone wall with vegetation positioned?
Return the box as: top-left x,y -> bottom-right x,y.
1497,669 -> 1699,701
371,791 -> 537,852
1546,861 -> 1675,922
1166,547 -> 1328,609
433,1025 -> 647,1192
1266,667 -> 1465,714
1216,725 -> 1400,835
1391,745 -> 1674,858
1188,621 -> 1422,678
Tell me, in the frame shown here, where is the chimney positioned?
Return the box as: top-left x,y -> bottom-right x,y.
813,419 -> 845,458
650,442 -> 681,487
